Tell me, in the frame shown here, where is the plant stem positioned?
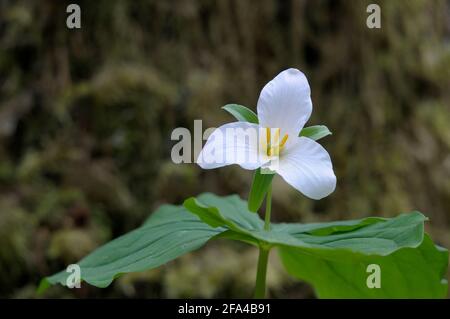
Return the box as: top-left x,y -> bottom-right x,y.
254,183 -> 272,298
264,184 -> 272,231
254,247 -> 269,298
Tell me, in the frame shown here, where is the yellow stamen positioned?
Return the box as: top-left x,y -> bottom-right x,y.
271,129 -> 281,156
266,127 -> 271,156
264,128 -> 289,157
280,134 -> 289,148
273,128 -> 280,144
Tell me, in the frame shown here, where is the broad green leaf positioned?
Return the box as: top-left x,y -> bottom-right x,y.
40,204 -> 223,290
248,168 -> 274,212
184,193 -> 449,298
274,216 -> 384,236
279,235 -> 448,298
222,104 -> 259,124
185,194 -> 426,254
299,125 -> 332,140
184,193 -> 263,233
42,193 -> 448,298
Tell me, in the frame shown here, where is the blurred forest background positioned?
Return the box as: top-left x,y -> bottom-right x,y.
0,0 -> 449,298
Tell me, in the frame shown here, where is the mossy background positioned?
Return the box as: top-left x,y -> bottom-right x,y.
0,0 -> 449,298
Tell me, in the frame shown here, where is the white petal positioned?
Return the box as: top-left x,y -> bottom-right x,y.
275,137 -> 336,199
257,68 -> 312,137
197,122 -> 267,170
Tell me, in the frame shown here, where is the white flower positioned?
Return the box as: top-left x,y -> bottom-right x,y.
197,68 -> 336,200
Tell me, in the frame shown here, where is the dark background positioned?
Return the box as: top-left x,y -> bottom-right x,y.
0,0 -> 449,298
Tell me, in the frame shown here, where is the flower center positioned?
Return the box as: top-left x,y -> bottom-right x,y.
265,127 -> 288,156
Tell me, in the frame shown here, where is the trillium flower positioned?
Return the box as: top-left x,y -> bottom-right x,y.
197,68 -> 336,200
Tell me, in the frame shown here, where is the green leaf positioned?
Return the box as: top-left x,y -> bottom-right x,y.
183,193 -> 268,247
184,193 -> 263,233
184,193 -> 449,298
222,104 -> 259,123
274,216 -> 384,236
185,194 -> 426,254
299,125 -> 332,141
248,168 -> 275,212
40,204 -> 223,290
279,235 -> 449,298
43,193 -> 448,298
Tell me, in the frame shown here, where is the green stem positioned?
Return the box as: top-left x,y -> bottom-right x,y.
254,247 -> 269,298
264,184 -> 272,231
254,183 -> 272,298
